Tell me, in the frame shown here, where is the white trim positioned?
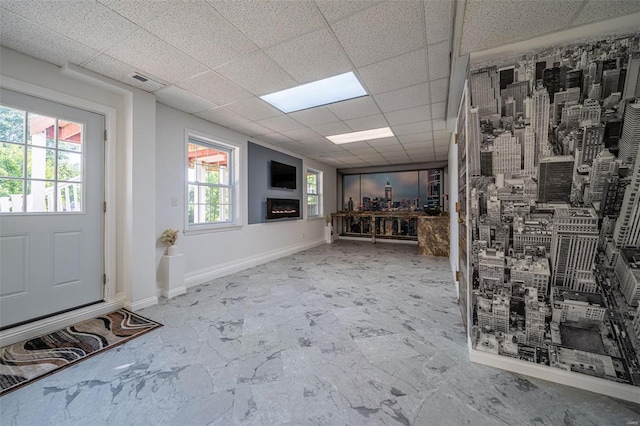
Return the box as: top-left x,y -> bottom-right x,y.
469,349 -> 640,404
0,300 -> 124,347
184,128 -> 242,232
125,296 -> 159,312
0,76 -> 118,304
161,286 -> 187,299
185,239 -> 325,288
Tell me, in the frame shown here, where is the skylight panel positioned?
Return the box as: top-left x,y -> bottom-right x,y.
260,72 -> 367,113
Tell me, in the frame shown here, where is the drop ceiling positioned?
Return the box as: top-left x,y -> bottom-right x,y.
1,0 -> 639,169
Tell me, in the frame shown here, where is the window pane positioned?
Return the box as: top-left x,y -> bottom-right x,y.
28,113 -> 55,148
26,180 -> 55,212
0,142 -> 24,178
0,178 -> 24,212
0,106 -> 25,143
58,120 -> 82,152
27,147 -> 55,180
188,143 -> 229,185
56,182 -> 82,212
57,151 -> 82,181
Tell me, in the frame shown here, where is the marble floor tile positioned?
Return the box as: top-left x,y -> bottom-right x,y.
1,240 -> 638,425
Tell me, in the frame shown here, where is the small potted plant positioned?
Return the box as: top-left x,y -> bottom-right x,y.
160,228 -> 179,256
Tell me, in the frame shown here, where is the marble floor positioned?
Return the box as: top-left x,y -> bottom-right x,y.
1,240 -> 639,425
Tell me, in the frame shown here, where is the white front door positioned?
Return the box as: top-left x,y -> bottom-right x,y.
0,88 -> 105,329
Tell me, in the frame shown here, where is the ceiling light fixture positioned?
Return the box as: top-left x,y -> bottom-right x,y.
327,127 -> 394,144
260,71 -> 367,113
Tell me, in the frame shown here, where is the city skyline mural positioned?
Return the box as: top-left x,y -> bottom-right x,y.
465,29 -> 640,390
342,169 -> 442,212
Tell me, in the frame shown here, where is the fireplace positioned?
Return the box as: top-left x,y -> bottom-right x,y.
266,198 -> 300,220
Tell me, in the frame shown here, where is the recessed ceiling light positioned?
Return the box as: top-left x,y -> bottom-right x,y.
260,71 -> 367,113
327,127 -> 394,144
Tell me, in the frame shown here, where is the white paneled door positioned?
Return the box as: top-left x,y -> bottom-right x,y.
0,89 -> 104,329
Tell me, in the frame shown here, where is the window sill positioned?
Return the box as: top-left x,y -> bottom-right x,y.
184,223 -> 243,236
307,216 -> 325,221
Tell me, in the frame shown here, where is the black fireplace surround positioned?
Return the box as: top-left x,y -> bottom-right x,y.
266,198 -> 300,219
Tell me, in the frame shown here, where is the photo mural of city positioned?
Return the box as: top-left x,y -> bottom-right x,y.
467,31 -> 640,387
342,170 -> 443,212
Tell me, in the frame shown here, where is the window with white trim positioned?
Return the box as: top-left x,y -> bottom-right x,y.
187,136 -> 236,227
306,169 -> 322,217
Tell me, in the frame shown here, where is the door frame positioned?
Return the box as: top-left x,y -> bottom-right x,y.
0,76 -> 120,346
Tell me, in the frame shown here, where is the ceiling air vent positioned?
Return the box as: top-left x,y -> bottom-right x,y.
132,73 -> 149,82
126,72 -> 165,92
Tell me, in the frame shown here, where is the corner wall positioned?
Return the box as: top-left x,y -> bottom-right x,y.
155,103 -> 337,289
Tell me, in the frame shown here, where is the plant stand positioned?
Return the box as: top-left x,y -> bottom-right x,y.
160,253 -> 186,299
325,225 -> 334,244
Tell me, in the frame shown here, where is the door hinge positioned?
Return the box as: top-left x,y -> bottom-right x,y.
104,130 -> 107,141
103,274 -> 107,285
104,201 -> 107,213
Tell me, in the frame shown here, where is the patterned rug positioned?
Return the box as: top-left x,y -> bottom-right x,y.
0,309 -> 162,396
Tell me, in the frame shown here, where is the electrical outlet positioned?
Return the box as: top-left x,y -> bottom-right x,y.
171,197 -> 178,207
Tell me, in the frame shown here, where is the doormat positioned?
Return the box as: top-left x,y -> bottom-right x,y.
0,309 -> 162,396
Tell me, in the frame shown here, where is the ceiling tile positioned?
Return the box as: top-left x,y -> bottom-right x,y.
176,71 -> 253,106
224,97 -> 282,121
98,0 -> 176,26
105,29 -> 207,83
265,28 -> 352,84
374,83 -> 430,113
344,114 -> 389,132
434,152 -> 448,161
314,0 -> 379,23
228,121 -> 273,137
433,130 -> 451,140
327,96 -> 382,120
384,105 -> 431,126
258,133 -> 296,144
215,51 -> 297,96
372,143 -> 404,153
427,41 -> 450,80
398,133 -> 434,144
277,141 -> 308,153
330,1 -> 425,67
434,146 -> 450,154
0,9 -> 98,67
460,0 -> 583,55
430,78 -> 449,103
401,140 -> 433,149
155,86 -> 217,114
143,2 -> 257,70
432,120 -> 447,131
2,0 -> 138,52
392,121 -> 433,136
358,49 -> 428,95
366,136 -> 401,147
311,121 -> 352,137
431,102 -> 447,119
280,128 -> 322,142
434,140 -> 451,150
288,107 -> 341,127
83,54 -> 168,91
194,107 -> 251,128
424,0 -> 453,45
256,115 -> 306,133
573,0 -> 640,25
382,152 -> 411,162
210,0 -> 325,48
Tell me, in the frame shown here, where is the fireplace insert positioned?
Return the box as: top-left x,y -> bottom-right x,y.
266,198 -> 300,219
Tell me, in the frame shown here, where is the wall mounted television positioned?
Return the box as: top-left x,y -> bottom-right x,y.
270,160 -> 297,189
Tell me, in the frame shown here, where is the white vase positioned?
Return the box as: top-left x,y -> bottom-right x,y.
167,245 -> 179,256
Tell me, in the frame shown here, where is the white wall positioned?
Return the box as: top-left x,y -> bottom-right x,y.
155,103 -> 337,289
1,47 -> 337,314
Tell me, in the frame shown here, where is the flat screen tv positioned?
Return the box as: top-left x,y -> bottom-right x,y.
270,160 -> 297,189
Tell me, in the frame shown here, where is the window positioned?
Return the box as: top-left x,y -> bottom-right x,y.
0,105 -> 83,213
187,135 -> 236,228
306,169 -> 321,217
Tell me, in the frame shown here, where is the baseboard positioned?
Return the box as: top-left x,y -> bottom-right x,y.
161,286 -> 187,299
185,238 -> 325,288
125,296 -> 159,312
469,348 -> 640,403
337,236 -> 418,245
0,299 -> 124,347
